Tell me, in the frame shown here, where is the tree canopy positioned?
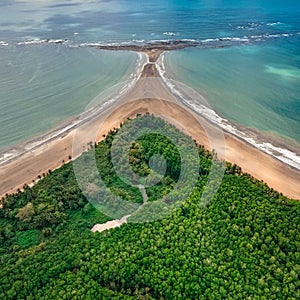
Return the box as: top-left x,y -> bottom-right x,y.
0,114 -> 299,299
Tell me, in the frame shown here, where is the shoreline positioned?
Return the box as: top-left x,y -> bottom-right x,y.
156,52 -> 300,171
1,49 -> 298,172
0,51 -> 148,168
0,48 -> 299,200
1,98 -> 299,200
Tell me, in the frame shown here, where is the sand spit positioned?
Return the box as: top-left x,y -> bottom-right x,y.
0,49 -> 299,201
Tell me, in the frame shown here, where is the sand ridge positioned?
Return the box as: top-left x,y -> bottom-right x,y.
0,50 -> 299,200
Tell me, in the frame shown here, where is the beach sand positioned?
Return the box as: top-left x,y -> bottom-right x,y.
0,51 -> 299,200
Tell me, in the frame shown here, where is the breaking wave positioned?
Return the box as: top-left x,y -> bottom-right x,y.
156,53 -> 300,171
11,31 -> 300,50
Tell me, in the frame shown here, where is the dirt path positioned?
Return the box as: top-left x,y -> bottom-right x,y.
91,185 -> 148,233
138,184 -> 148,205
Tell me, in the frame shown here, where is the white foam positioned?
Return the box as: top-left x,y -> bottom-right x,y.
157,53 -> 300,171
17,38 -> 68,46
18,38 -> 44,45
13,30 -> 300,50
0,50 -> 147,167
0,150 -> 18,165
266,33 -> 292,38
267,22 -> 283,26
163,32 -> 176,36
202,38 -> 218,43
180,39 -> 197,43
47,39 -> 67,44
0,41 -> 9,46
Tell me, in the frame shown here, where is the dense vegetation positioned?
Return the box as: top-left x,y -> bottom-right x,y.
0,114 -> 299,299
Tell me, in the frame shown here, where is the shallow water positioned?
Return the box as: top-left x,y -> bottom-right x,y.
0,0 -> 299,167
0,45 -> 137,149
164,40 -> 300,145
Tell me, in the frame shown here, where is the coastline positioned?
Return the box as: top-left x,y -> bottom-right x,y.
156,52 -> 300,171
0,48 -> 299,200
0,50 -> 148,167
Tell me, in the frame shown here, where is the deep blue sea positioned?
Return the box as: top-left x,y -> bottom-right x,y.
0,0 -> 299,167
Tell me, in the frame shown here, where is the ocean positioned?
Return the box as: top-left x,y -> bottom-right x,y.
0,0 -> 299,168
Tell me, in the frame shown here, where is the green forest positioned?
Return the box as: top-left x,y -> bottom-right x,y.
0,114 -> 299,299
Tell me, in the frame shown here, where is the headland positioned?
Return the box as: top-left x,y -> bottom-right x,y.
0,44 -> 299,200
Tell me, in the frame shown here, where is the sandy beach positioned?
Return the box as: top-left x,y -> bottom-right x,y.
0,49 -> 299,200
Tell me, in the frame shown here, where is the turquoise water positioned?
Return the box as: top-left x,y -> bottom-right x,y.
164,40 -> 300,145
1,1 -> 299,43
0,0 -> 299,162
0,45 -> 136,149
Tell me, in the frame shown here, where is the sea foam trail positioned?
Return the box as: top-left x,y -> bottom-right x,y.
156,53 -> 300,171
0,41 -> 9,46
0,52 -> 148,167
13,31 -> 300,50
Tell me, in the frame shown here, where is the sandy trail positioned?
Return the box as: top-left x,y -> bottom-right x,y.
0,50 -> 299,200
91,214 -> 131,233
91,185 -> 148,233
